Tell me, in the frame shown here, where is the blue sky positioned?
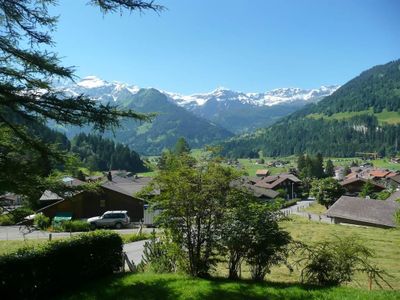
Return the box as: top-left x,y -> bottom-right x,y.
51,0 -> 400,94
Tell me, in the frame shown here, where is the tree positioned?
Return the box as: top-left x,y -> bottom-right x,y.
312,153 -> 325,179
0,0 -> 163,199
360,180 -> 377,198
142,154 -> 240,277
297,153 -> 306,173
174,137 -> 191,155
325,159 -> 335,177
310,178 -> 345,208
245,203 -> 292,281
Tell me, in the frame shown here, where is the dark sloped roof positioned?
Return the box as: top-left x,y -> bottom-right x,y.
389,175 -> 400,184
326,196 -> 399,228
243,184 -> 279,199
340,177 -> 385,189
386,191 -> 400,202
101,176 -> 157,197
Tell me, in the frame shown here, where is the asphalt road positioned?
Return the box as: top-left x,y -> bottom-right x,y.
0,225 -> 156,241
123,239 -> 147,266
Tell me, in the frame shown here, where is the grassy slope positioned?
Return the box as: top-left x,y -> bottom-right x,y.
300,203 -> 327,215
58,273 -> 399,300
269,217 -> 400,290
307,108 -> 400,125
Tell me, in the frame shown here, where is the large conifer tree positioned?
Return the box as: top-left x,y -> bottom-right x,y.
0,0 -> 163,199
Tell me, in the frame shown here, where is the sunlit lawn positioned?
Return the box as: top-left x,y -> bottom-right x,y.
215,216 -> 400,291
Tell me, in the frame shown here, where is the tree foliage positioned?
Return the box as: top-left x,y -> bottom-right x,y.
310,178 -> 345,208
174,137 -> 191,155
0,0 -> 162,198
142,154 -> 292,279
71,133 -> 147,172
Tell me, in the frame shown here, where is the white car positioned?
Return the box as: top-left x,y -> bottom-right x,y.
87,210 -> 130,229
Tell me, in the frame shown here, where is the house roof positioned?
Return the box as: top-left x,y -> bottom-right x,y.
386,191 -> 400,202
389,175 -> 400,185
242,184 -> 279,199
0,193 -> 20,202
39,190 -> 64,201
255,174 -> 301,189
369,170 -> 391,178
101,176 -> 157,197
340,177 -> 385,189
326,196 -> 399,228
256,169 -> 269,176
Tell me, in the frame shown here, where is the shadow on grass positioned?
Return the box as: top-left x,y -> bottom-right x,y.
58,273 -> 346,300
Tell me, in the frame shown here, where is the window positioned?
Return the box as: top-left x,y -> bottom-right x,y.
100,199 -> 106,208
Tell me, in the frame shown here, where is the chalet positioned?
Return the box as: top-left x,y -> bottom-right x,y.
37,175 -> 155,222
326,196 -> 399,228
254,174 -> 301,199
0,193 -> 23,206
340,177 -> 385,195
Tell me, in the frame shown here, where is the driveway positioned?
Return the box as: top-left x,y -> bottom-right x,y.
123,239 -> 147,265
0,225 -> 156,241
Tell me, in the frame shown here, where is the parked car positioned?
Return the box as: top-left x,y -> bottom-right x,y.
87,210 -> 130,229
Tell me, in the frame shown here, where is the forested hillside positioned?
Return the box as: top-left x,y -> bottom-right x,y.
71,133 -> 147,172
111,88 -> 234,155
221,60 -> 400,158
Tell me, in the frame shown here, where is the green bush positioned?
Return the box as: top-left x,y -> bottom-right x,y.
298,236 -> 390,287
33,214 -> 50,230
0,230 -> 123,300
0,207 -> 34,225
61,220 -> 91,232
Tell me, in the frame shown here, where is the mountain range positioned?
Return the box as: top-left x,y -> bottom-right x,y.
221,59 -> 400,158
56,77 -> 338,154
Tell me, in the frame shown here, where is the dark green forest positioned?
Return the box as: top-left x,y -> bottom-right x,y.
71,133 -> 147,173
221,60 -> 400,158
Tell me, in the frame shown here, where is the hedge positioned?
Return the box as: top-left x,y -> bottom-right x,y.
0,230 -> 123,300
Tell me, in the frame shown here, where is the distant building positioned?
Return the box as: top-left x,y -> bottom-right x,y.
236,173 -> 301,200
340,177 -> 385,195
255,169 -> 269,177
326,196 -> 399,228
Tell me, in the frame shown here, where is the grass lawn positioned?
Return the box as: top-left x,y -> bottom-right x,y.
58,273 -> 400,300
269,217 -> 400,290
212,216 -> 400,291
300,203 -> 327,215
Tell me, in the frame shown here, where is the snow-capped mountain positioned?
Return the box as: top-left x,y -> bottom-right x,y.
61,76 -> 140,103
166,85 -> 339,109
59,76 -> 339,134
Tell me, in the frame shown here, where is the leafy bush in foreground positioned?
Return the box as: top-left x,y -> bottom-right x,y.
0,230 -> 123,300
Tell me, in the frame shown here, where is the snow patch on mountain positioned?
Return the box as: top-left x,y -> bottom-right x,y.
59,76 -> 339,108
166,85 -> 339,108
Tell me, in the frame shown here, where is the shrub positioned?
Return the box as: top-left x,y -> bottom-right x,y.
33,214 -> 50,230
297,236 -> 391,288
0,230 -> 123,299
61,220 -> 90,232
139,231 -> 183,273
0,207 -> 34,225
